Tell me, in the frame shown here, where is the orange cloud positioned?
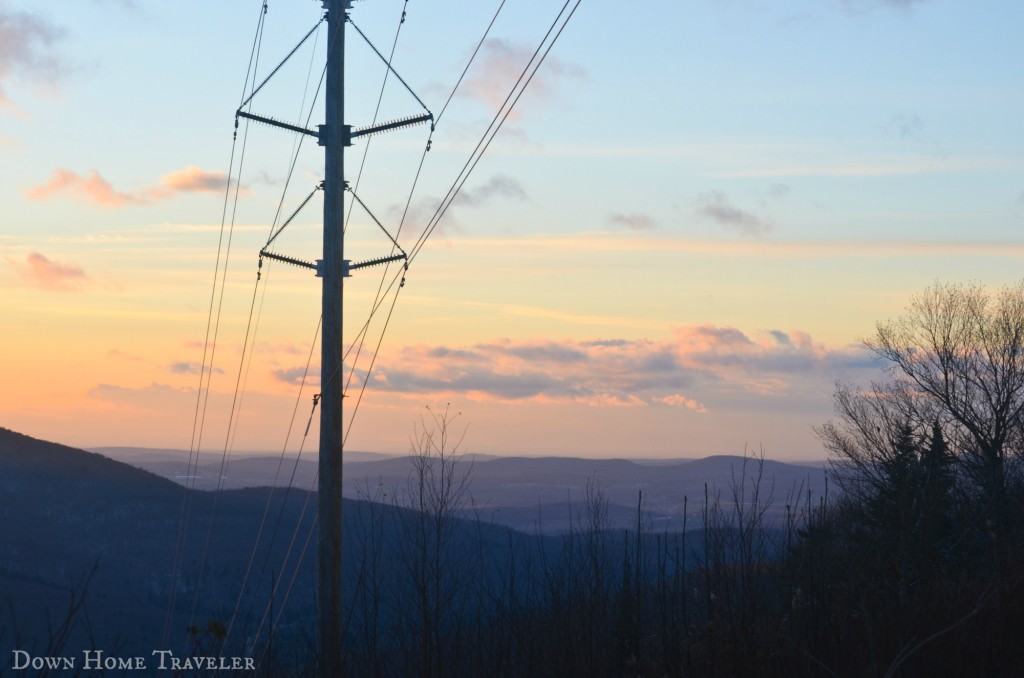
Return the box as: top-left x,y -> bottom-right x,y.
13,251 -> 87,291
289,330 -> 873,408
157,165 -> 230,194
655,394 -> 708,412
25,168 -> 141,207
25,165 -> 234,207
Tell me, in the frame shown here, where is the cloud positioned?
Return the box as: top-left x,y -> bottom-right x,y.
333,329 -> 875,406
654,394 -> 708,412
157,166 -> 231,194
0,4 -> 67,110
254,341 -> 308,355
461,39 -> 586,121
840,0 -> 934,11
766,183 -> 791,199
272,365 -> 319,385
24,165 -> 234,207
168,361 -> 223,375
108,348 -> 143,361
695,191 -> 772,236
25,169 -> 141,207
886,113 -> 923,139
248,170 -> 283,187
609,212 -> 658,231
12,251 -> 87,291
454,174 -> 527,208
390,174 -> 525,238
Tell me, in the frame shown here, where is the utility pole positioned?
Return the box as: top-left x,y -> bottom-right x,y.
244,3 -> 428,672
319,0 -> 346,675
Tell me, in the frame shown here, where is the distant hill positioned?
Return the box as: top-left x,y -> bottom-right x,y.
0,428 -> 323,661
344,453 -> 830,532
91,447 -> 399,494
96,443 -> 829,533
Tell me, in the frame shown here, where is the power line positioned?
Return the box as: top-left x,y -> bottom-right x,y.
409,0 -> 581,265
338,0 -> 508,409
163,0 -> 270,649
435,0 -> 507,127
223,317 -> 321,649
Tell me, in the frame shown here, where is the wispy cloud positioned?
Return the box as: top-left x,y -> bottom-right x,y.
454,174 -> 527,207
885,112 -> 924,140
461,39 -> 586,122
11,251 -> 87,291
108,348 -> 143,362
168,361 -> 223,376
272,365 -> 319,386
254,341 -> 309,356
388,174 -> 526,237
609,212 -> 658,231
842,0 -> 933,9
24,165 -> 234,207
416,232 -> 1024,261
838,0 -> 935,15
695,191 -> 772,236
653,394 -> 708,412
0,4 -> 67,111
90,0 -> 137,7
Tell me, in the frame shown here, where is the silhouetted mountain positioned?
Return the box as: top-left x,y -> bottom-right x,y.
340,453 -> 827,531
0,429 -> 316,662
104,446 -> 829,533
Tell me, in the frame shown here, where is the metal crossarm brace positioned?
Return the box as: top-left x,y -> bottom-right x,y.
347,253 -> 407,272
260,248 -> 319,273
237,110 -> 321,142
344,113 -> 433,145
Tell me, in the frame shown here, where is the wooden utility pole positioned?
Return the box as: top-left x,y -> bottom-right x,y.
319,0 -> 346,675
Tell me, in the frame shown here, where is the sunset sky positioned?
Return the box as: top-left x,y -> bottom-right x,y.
2,0 -> 1022,461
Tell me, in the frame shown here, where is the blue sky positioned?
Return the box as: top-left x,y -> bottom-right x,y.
2,0 -> 1022,459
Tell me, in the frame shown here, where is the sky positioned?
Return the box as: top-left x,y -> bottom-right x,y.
2,0 -> 1022,461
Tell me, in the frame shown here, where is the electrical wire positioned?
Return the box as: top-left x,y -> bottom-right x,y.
434,0 -> 507,127
163,0 -> 269,649
223,316 -> 321,649
337,0 -> 507,414
409,0 -> 581,265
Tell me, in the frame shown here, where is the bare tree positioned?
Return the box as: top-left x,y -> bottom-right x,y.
396,405 -> 473,678
816,380 -> 942,504
869,280 -> 1024,524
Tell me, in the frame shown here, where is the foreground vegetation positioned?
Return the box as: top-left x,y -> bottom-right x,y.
301,281 -> 1024,677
